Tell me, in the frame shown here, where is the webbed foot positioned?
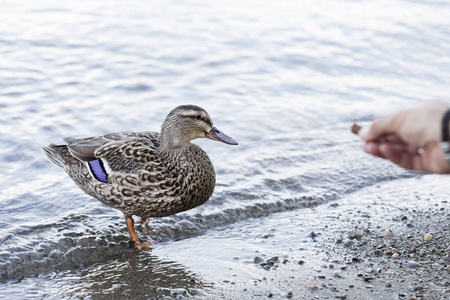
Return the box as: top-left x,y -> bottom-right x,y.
139,217 -> 150,233
129,240 -> 155,251
126,216 -> 156,251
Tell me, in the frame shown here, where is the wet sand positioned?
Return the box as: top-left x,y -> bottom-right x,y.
153,175 -> 450,300
1,175 -> 448,300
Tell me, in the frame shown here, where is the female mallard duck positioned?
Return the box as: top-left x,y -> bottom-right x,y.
43,105 -> 238,250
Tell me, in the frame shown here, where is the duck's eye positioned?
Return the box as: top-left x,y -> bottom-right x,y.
195,114 -> 202,120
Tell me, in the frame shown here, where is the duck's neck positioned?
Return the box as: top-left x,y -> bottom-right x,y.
159,131 -> 191,157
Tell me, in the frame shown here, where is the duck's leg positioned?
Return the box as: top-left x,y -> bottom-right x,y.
125,216 -> 153,250
139,217 -> 149,233
138,217 -> 159,237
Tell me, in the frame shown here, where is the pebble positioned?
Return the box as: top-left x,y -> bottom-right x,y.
407,261 -> 421,268
111,284 -> 122,289
310,231 -> 319,238
267,256 -> 279,263
384,229 -> 394,237
333,271 -> 341,278
336,295 -> 347,299
254,256 -> 265,264
348,230 -> 363,240
391,253 -> 400,259
171,288 -> 187,295
286,290 -> 293,298
352,257 -> 362,263
189,289 -> 199,295
344,240 -> 353,247
443,255 -> 450,266
386,282 -> 392,287
424,233 -> 433,241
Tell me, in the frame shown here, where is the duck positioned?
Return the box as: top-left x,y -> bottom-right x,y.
43,104 -> 238,250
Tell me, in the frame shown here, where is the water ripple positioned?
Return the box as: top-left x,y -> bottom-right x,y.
0,0 -> 449,291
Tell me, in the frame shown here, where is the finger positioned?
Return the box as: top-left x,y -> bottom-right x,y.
413,144 -> 450,174
377,134 -> 404,144
379,143 -> 450,173
378,143 -> 414,168
363,142 -> 384,157
406,145 -> 420,155
360,114 -> 402,141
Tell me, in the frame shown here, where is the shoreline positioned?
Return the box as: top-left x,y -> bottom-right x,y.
1,176 -> 448,300
173,175 -> 450,299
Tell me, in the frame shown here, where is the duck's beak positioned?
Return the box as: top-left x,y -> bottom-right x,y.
206,127 -> 238,145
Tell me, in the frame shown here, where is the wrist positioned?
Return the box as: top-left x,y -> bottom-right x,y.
442,109 -> 450,142
439,109 -> 450,165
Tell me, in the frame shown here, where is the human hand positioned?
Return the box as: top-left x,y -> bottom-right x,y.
357,100 -> 450,174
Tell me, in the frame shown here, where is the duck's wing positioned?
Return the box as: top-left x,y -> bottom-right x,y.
65,131 -> 161,173
64,135 -> 110,162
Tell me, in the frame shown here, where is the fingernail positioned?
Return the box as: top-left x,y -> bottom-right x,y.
358,127 -> 369,140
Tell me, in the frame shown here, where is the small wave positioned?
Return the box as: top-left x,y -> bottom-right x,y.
0,166 -> 416,282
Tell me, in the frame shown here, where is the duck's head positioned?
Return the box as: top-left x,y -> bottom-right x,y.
161,104 -> 238,148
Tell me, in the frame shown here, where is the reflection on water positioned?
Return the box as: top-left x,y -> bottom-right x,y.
1,0 -> 450,297
0,253 -> 208,299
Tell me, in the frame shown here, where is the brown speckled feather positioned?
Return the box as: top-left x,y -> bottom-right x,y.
45,130 -> 215,218
43,105 -> 238,248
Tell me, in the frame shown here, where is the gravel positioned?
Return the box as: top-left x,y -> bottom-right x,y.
210,177 -> 450,299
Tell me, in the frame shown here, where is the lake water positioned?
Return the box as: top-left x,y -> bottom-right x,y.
1,0 -> 450,298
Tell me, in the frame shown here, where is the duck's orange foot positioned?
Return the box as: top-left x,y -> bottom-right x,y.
139,218 -> 151,234
141,224 -> 157,236
129,240 -> 155,251
126,216 -> 156,250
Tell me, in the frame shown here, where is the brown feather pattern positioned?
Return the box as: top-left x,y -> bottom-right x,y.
42,105 -> 235,221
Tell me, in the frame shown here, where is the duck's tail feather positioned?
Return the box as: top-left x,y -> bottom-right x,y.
43,144 -> 69,168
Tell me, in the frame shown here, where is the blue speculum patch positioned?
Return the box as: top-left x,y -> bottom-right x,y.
88,159 -> 108,183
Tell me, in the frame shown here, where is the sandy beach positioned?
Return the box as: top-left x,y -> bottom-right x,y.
3,170 -> 448,300
150,175 -> 449,300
